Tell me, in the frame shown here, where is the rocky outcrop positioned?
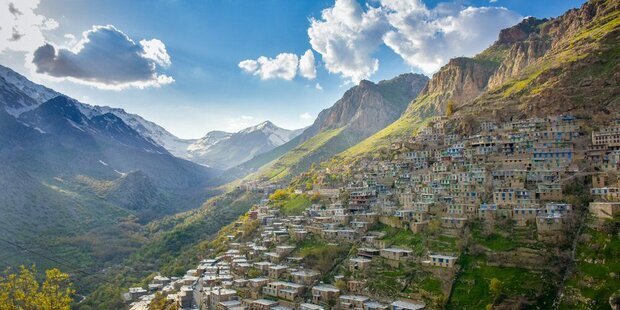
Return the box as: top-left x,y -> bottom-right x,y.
230,73 -> 429,181
303,73 -> 428,140
416,57 -> 498,113
487,32 -> 552,89
405,0 -> 620,122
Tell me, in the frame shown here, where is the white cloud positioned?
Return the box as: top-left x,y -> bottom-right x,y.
0,0 -> 58,54
298,49 -> 316,80
299,112 -> 312,120
140,38 -> 172,67
239,53 -> 299,80
382,1 -> 522,73
63,34 -> 77,47
301,0 -> 522,81
1,1 -> 174,90
308,0 -> 388,83
30,25 -> 174,90
315,83 -> 323,91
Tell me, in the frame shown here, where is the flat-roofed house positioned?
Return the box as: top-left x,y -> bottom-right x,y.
311,285 -> 340,305
339,295 -> 370,310
262,281 -> 305,302
390,300 -> 426,310
349,257 -> 372,272
291,270 -> 320,285
380,248 -> 413,263
249,299 -> 278,310
423,254 -> 457,268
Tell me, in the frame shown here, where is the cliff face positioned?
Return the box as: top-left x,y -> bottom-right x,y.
469,0 -> 620,120
404,0 -> 620,122
342,0 -> 620,160
418,57 -> 499,113
305,73 -> 428,139
235,73 -> 428,181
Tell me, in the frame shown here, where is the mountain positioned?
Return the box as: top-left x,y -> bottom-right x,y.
340,0 -> 620,159
0,65 -> 221,281
79,104 -> 197,159
228,73 -> 429,181
0,65 -> 59,116
185,121 -> 304,170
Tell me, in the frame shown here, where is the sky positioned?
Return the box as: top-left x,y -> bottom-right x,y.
0,0 -> 587,139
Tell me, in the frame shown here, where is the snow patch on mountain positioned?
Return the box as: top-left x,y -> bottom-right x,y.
0,65 -> 59,115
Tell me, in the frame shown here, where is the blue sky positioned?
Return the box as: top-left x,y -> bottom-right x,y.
0,0 -> 586,138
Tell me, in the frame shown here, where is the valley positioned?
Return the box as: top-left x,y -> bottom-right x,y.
0,0 -> 619,309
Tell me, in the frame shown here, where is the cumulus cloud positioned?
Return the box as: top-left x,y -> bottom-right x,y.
308,0 -> 389,83
303,0 -> 522,81
140,38 -> 171,67
239,53 -> 299,80
31,25 -> 174,90
382,1 -> 522,73
298,49 -> 316,80
239,50 -> 318,81
315,83 -> 323,91
0,0 -> 59,53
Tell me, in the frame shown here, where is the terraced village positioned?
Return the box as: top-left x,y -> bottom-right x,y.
123,114 -> 620,309
2,0 -> 619,309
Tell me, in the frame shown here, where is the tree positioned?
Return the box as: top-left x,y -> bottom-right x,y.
334,279 -> 347,292
489,277 -> 503,301
246,268 -> 262,279
0,265 -> 74,310
426,219 -> 441,236
446,99 -> 455,117
150,292 -> 178,310
269,189 -> 289,201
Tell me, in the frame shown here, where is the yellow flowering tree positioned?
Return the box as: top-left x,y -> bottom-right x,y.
0,265 -> 74,310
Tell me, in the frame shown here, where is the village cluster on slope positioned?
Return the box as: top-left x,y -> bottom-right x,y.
124,115 -> 620,309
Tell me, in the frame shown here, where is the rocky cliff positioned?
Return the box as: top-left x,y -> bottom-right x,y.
339,0 -> 620,160
304,73 -> 429,139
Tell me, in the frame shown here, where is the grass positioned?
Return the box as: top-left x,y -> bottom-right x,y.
428,235 -> 459,253
294,237 -> 350,275
371,223 -> 426,255
447,254 -> 557,309
560,217 -> 620,309
256,127 -> 345,181
278,194 -> 311,216
470,222 -> 518,252
419,277 -> 443,294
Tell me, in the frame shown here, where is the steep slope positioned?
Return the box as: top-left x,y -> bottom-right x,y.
0,65 -> 300,168
460,0 -> 620,119
0,69 -> 221,288
340,0 -> 620,161
186,121 -> 304,169
82,104 -> 197,159
230,73 -> 429,181
0,65 -> 59,115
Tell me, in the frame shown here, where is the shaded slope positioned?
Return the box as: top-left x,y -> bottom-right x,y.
230,73 -> 428,181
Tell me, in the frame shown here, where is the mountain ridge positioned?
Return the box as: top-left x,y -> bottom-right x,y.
337,0 -> 620,161
228,73 -> 429,181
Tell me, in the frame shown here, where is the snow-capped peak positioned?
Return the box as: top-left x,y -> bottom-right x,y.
0,65 -> 60,115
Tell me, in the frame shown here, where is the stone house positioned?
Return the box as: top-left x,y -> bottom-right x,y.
311,285 -> 340,305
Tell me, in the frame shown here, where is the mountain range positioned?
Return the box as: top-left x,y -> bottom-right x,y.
228,73 -> 429,181
1,0 -> 619,306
